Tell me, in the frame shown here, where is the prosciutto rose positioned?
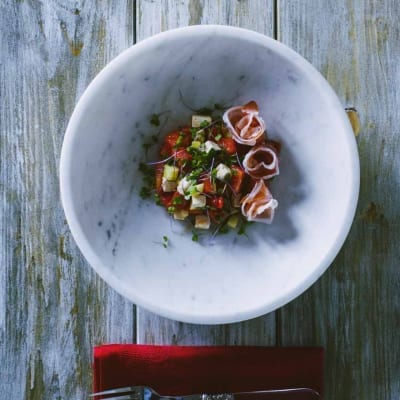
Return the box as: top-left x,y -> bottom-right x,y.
241,180 -> 278,224
242,144 -> 279,180
222,101 -> 265,146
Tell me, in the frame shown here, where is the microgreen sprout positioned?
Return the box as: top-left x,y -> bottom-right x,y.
162,235 -> 169,248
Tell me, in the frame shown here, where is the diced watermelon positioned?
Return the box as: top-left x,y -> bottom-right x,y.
230,165 -> 245,194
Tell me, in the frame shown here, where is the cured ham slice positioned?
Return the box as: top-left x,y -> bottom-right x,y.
241,180 -> 278,224
242,144 -> 279,179
222,101 -> 265,146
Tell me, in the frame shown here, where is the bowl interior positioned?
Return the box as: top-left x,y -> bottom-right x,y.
61,26 -> 358,323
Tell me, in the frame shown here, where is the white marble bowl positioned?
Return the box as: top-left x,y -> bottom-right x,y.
60,26 -> 359,324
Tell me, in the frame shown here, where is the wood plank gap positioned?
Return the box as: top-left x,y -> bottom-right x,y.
132,305 -> 137,343
133,0 -> 137,44
131,0 -> 137,344
273,0 -> 279,41
275,309 -> 282,347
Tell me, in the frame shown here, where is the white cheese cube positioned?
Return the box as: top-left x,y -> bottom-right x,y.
177,176 -> 193,196
195,214 -> 211,229
215,163 -> 231,181
190,194 -> 206,210
192,115 -> 212,128
161,177 -> 177,192
204,140 -> 221,153
173,209 -> 189,220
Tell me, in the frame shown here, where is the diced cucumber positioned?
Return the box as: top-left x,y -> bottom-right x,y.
189,183 -> 204,196
163,164 -> 179,181
227,214 -> 240,229
191,140 -> 202,149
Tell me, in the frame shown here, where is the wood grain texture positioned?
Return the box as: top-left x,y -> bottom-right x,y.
135,0 -> 277,345
0,1 -> 135,399
278,1 -> 400,399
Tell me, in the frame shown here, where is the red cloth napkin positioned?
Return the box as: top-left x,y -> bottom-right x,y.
94,345 -> 324,396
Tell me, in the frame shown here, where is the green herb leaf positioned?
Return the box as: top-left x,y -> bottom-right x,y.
199,120 -> 210,128
149,113 -> 160,126
140,186 -> 151,199
192,232 -> 199,242
196,107 -> 213,116
172,196 -> 183,205
162,235 -> 169,248
154,193 -> 162,205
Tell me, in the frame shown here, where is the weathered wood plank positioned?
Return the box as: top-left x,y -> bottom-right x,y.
278,1 -> 400,399
0,1 -> 135,399
135,0 -> 277,345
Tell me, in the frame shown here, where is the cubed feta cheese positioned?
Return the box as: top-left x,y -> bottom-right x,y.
190,194 -> 206,210
192,115 -> 212,128
161,177 -> 177,192
195,214 -> 211,229
177,176 -> 193,195
173,209 -> 189,220
215,163 -> 231,181
204,140 -> 221,153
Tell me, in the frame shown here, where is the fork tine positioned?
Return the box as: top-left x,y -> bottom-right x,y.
94,394 -> 138,400
90,386 -> 141,398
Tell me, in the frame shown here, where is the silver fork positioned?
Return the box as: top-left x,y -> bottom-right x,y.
90,385 -> 321,400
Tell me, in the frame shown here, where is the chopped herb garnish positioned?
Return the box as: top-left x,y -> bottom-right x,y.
196,107 -> 213,116
215,133 -> 222,141
154,193 -> 162,205
238,220 -> 253,236
140,186 -> 152,199
149,113 -> 160,126
219,224 -> 230,234
172,196 -> 183,205
192,232 -> 199,242
162,235 -> 169,248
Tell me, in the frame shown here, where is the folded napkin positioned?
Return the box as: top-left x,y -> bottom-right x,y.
94,345 -> 323,396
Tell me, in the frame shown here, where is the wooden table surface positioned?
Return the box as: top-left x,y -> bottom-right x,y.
1,1 -> 399,399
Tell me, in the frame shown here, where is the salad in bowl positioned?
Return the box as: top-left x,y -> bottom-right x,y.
142,101 -> 281,238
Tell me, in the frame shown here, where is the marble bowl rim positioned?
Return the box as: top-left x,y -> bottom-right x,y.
60,25 -> 360,324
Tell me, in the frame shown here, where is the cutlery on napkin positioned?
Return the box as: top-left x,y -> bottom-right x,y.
91,385 -> 321,400
93,345 -> 324,398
